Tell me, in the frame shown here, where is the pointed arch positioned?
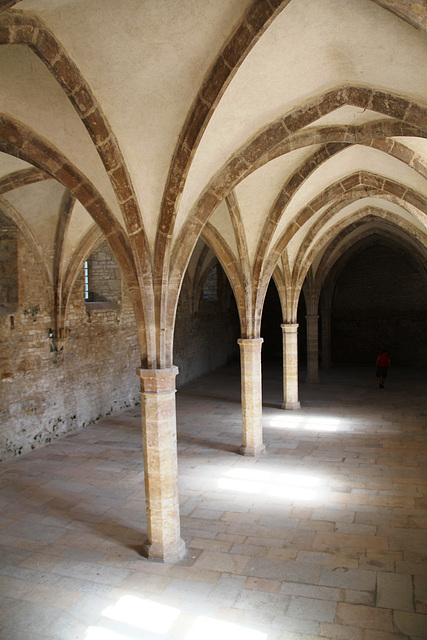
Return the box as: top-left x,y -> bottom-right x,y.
0,9 -> 156,363
170,88 -> 427,305
0,115 -> 151,359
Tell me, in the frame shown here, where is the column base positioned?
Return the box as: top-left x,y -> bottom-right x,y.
239,443 -> 265,456
281,401 -> 301,410
142,537 -> 186,563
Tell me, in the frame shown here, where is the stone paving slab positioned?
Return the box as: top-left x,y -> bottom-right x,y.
0,364 -> 425,638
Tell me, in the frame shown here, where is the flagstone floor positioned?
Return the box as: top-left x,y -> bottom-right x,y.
0,363 -> 426,639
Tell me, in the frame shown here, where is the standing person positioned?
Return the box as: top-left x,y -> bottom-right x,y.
376,350 -> 390,388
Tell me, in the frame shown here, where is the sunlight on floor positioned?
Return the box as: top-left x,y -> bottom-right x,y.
218,466 -> 322,501
268,414 -> 342,432
185,615 -> 268,639
85,627 -> 132,640
103,595 -> 180,633
85,595 -> 267,640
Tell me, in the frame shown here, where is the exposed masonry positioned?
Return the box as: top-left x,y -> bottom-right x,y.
304,209 -> 427,301
332,242 -> 427,366
0,231 -> 141,460
86,240 -> 121,304
174,266 -> 240,388
0,216 -> 17,310
0,166 -> 48,193
0,228 -> 239,460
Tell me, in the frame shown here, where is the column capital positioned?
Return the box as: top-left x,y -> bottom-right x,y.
281,323 -> 299,333
238,337 -> 264,346
137,366 -> 179,393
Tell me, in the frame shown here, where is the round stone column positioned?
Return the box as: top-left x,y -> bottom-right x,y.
306,314 -> 320,383
238,338 -> 265,456
281,323 -> 301,410
137,366 -> 185,562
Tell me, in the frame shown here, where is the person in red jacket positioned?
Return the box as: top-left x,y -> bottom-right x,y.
376,351 -> 391,388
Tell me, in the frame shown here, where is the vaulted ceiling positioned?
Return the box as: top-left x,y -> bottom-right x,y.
0,0 -> 426,360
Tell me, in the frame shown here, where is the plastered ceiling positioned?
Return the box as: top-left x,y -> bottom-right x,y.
0,0 -> 426,353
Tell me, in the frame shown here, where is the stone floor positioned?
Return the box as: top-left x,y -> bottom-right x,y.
0,363 -> 426,640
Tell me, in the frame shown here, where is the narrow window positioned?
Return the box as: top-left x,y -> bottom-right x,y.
84,260 -> 89,302
84,240 -> 121,307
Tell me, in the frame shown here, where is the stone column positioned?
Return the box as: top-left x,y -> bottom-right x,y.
306,314 -> 320,383
281,323 -> 301,410
322,311 -> 332,368
238,338 -> 265,456
137,366 -> 185,562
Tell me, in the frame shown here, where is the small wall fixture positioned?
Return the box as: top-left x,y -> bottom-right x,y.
48,327 -> 70,352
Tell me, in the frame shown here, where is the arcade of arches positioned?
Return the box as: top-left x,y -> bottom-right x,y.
0,0 -> 426,587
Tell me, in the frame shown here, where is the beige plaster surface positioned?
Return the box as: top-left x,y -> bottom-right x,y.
234,151 -> 314,267
62,200 -> 98,268
209,200 -> 239,260
0,154 -> 28,175
4,179 -> 66,272
177,0 -> 427,231
0,46 -> 122,223
18,0 -> 251,251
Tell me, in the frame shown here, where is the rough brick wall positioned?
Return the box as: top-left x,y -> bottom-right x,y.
173,271 -> 240,387
0,233 -> 241,460
0,234 -> 141,460
87,241 -> 121,303
331,244 -> 427,366
0,213 -> 18,309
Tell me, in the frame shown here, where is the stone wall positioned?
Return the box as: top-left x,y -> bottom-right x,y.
173,270 -> 240,388
0,233 -> 141,460
86,241 -> 121,303
331,244 -> 427,366
0,213 -> 18,310
0,233 -> 241,460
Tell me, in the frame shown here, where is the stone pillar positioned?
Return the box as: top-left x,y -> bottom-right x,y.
137,366 -> 185,562
306,314 -> 320,383
322,311 -> 332,368
238,338 -> 265,456
281,323 -> 301,410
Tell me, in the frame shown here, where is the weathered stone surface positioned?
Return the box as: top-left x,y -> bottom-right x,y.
281,323 -> 300,410
34,28 -> 61,65
238,338 -> 264,456
241,121 -> 287,165
371,91 -> 409,120
82,107 -> 110,146
222,22 -> 253,69
138,366 -> 185,561
283,104 -> 320,133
